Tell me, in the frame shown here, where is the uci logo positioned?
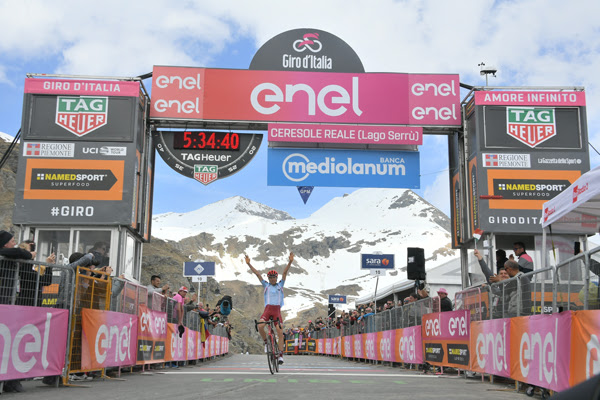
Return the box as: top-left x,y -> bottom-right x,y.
293,33 -> 322,53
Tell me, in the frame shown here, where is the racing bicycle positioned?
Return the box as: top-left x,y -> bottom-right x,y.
255,318 -> 281,374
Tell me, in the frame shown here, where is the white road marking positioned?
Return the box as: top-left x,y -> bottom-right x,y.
158,371 -> 439,378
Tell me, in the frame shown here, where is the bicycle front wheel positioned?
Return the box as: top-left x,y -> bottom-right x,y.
272,334 -> 280,372
266,335 -> 275,375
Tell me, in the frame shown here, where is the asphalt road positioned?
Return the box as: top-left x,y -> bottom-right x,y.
4,354 -> 528,399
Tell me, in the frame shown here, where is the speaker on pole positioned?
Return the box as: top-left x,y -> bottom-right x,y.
407,247 -> 426,280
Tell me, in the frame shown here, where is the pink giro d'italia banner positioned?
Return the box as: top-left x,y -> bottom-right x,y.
268,123 -> 423,146
394,326 -> 423,364
81,309 -> 138,369
510,312 -> 572,392
469,319 -> 511,378
165,323 -> 186,362
0,305 -> 69,381
151,67 -> 461,127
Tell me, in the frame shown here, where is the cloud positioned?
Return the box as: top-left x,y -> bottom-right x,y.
422,170 -> 451,217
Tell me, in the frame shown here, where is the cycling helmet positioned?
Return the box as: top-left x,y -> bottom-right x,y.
267,270 -> 278,278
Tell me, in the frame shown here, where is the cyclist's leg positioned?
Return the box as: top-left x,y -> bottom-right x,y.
258,317 -> 267,342
275,323 -> 284,353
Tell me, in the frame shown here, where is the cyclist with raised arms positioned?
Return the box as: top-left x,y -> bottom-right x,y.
245,252 -> 294,365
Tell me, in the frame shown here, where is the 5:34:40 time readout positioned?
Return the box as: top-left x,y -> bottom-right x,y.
174,131 -> 241,151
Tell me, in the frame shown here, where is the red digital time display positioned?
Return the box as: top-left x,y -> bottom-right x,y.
173,131 -> 241,151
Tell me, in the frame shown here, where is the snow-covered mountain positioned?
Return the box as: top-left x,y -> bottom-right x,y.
0,132 -> 14,142
152,189 -> 457,318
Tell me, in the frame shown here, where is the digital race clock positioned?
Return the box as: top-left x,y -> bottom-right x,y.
173,131 -> 241,151
153,129 -> 262,185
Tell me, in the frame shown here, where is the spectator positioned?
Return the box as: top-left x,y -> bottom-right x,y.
496,249 -> 509,274
173,286 -> 188,327
438,288 -> 453,312
16,239 -> 55,307
89,241 -> 109,268
513,242 -> 533,274
505,260 -> 531,317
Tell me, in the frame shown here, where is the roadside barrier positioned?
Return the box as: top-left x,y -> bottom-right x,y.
312,247 -> 600,394
0,256 -> 229,394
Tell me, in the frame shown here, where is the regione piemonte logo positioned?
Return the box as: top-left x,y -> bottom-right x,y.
506,107 -> 556,148
56,96 -> 108,136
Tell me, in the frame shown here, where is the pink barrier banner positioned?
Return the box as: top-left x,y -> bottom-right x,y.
422,310 -> 470,341
137,305 -> 167,364
317,338 -> 324,354
24,78 -> 140,97
268,123 -> 423,145
474,90 -> 586,106
196,332 -> 204,359
216,335 -> 222,356
165,323 -> 186,362
470,319 -> 511,378
353,334 -> 364,359
325,338 -> 333,355
0,305 -> 69,380
186,329 -> 197,360
571,310 -> 600,386
510,312 -> 572,392
365,332 -> 377,360
377,330 -> 396,362
81,309 -> 138,369
343,335 -> 353,358
335,336 -> 342,355
151,67 -> 461,126
394,326 -> 423,364
422,310 -> 470,368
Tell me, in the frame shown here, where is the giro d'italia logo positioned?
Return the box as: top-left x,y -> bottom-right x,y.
194,165 -> 218,185
293,33 -> 322,53
56,96 -> 108,136
506,107 -> 556,148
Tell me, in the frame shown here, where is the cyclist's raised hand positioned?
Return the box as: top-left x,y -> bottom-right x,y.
289,252 -> 294,263
245,254 -> 250,264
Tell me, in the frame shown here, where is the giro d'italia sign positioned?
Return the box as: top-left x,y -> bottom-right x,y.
150,28 -> 460,187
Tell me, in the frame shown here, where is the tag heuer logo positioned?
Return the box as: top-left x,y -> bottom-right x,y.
194,165 -> 218,185
507,107 -> 556,148
56,96 -> 108,136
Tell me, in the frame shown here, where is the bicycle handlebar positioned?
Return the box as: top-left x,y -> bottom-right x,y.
254,318 -> 281,331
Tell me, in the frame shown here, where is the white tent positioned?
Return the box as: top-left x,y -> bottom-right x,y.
541,165 -> 600,234
541,165 -> 600,267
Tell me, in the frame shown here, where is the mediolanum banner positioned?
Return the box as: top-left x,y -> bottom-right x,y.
150,66 -> 460,127
267,148 -> 420,188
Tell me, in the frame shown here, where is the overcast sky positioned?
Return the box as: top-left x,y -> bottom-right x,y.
1,0 -> 599,218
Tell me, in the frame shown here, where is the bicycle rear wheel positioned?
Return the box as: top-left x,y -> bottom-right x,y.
266,335 -> 275,374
